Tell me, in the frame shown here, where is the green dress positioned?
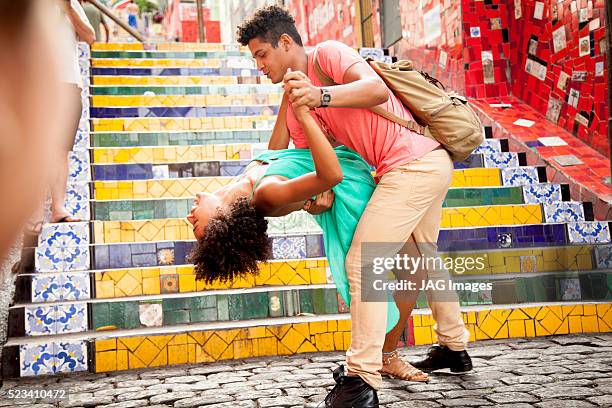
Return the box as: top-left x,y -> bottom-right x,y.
252,146 -> 400,333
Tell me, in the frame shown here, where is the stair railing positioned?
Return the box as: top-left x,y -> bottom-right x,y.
87,0 -> 145,43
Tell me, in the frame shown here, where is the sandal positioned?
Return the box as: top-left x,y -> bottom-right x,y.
381,350 -> 429,382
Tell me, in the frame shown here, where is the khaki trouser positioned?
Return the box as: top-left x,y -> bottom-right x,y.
345,149 -> 470,389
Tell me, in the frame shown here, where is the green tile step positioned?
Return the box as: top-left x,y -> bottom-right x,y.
91,130 -> 272,147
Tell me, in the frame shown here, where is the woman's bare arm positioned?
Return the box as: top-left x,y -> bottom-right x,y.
252,106 -> 343,214
267,92 -> 290,150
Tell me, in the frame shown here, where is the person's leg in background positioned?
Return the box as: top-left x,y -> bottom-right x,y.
50,84 -> 82,223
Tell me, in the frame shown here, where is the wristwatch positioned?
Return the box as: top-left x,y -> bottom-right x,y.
320,88 -> 331,108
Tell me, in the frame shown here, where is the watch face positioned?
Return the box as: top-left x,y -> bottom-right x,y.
322,94 -> 331,103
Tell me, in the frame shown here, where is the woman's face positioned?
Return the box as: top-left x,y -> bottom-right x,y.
187,192 -> 222,239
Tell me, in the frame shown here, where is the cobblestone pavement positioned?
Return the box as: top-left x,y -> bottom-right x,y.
0,334 -> 610,408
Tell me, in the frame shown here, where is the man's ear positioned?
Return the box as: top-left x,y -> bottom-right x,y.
279,33 -> 292,51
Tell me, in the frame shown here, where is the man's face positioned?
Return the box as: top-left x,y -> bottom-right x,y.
248,37 -> 290,84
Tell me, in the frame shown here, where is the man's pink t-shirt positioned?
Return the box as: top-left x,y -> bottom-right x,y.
285,40 -> 440,177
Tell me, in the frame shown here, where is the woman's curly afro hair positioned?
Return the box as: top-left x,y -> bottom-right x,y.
236,5 -> 303,47
188,197 -> 271,284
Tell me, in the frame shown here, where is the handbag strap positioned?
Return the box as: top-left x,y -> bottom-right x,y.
311,47 -> 425,135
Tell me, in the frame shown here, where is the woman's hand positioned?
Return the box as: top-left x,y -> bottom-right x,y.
292,102 -> 311,122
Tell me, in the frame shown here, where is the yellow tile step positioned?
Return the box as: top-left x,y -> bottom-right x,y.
92,144 -> 253,164
85,302 -> 609,372
92,116 -> 276,132
92,76 -> 273,86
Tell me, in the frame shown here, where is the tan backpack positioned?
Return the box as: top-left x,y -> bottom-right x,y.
313,51 -> 484,162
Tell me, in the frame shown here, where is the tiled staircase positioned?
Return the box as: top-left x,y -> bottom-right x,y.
3,43 -> 611,378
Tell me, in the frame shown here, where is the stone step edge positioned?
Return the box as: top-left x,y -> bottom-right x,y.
5,301 -> 609,347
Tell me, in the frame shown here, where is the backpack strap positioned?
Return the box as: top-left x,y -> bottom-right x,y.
311,47 -> 425,135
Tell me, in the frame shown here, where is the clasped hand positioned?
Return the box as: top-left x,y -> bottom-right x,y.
282,69 -> 321,117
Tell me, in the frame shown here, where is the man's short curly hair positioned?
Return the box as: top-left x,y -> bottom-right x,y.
236,5 -> 303,47
188,197 -> 271,284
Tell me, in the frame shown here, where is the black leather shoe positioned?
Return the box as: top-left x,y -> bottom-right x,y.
412,345 -> 473,374
324,365 -> 379,408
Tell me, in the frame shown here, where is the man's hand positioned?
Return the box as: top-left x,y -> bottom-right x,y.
283,69 -> 321,109
303,190 -> 335,214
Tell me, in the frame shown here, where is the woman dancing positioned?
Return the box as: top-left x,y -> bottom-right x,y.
187,102 -> 428,384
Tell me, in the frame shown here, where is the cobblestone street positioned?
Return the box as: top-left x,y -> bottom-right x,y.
0,334 -> 610,408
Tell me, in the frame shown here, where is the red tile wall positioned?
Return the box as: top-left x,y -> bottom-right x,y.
508,0 -> 609,155
390,0 -> 466,94
288,0 -> 383,48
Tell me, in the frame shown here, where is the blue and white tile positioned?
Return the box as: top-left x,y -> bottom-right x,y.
25,305 -> 56,336
483,152 -> 519,168
359,47 -> 385,59
66,182 -> 91,202
594,245 -> 612,269
60,273 -> 91,301
80,96 -> 90,120
73,127 -> 90,151
54,341 -> 88,374
35,246 -> 66,273
567,222 -> 611,244
77,42 -> 90,61
473,139 -> 502,155
272,236 -> 307,259
20,343 -> 56,376
65,200 -> 91,221
68,151 -> 91,182
55,304 -> 88,334
39,222 -> 89,248
32,274 -> 62,302
501,167 -> 539,186
543,202 -> 585,223
78,117 -> 90,134
63,245 -> 90,271
522,184 -> 562,204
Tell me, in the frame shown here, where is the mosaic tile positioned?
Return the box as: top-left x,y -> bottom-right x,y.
543,202 -> 585,223
501,167 -> 539,186
272,236 -> 307,259
20,341 -> 87,377
520,256 -> 538,273
32,274 -> 62,302
594,245 -> 612,269
20,343 -> 55,376
559,278 -> 582,301
140,303 -> 163,327
567,222 -> 611,244
32,273 -> 91,303
68,151 -> 91,182
522,184 -> 562,204
65,200 -> 90,220
55,304 -> 88,334
73,127 -> 90,151
473,139 -> 502,155
483,152 -> 519,168
66,181 -> 91,203
25,305 -> 55,336
60,273 -> 91,301
39,222 -> 89,248
54,341 -> 88,374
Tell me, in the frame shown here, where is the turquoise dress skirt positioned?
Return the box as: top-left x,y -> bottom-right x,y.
252,146 -> 400,333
